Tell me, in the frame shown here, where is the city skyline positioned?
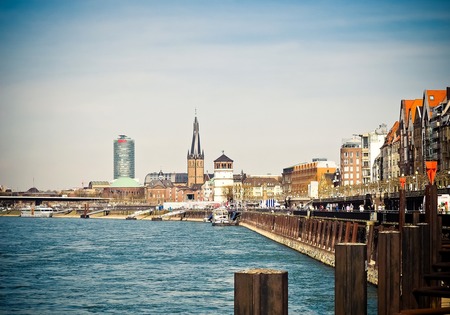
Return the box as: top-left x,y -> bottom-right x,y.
1,0 -> 449,191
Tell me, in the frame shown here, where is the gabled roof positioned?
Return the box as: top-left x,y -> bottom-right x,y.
147,179 -> 174,189
409,99 -> 423,123
400,99 -> 423,128
402,100 -> 415,123
426,89 -> 447,107
424,89 -> 447,118
382,121 -> 399,147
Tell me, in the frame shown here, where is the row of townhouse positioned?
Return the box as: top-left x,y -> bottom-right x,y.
377,87 -> 450,190
282,86 -> 449,199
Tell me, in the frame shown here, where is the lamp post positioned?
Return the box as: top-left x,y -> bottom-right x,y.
415,170 -> 418,190
388,175 -> 391,194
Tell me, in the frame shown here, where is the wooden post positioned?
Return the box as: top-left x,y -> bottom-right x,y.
425,184 -> 439,268
234,268 -> 288,315
412,210 -> 420,225
402,226 -> 420,310
417,223 -> 431,308
366,222 -> 374,263
377,231 -> 400,315
351,223 -> 359,243
399,188 -> 406,233
335,243 -> 367,315
344,222 -> 351,242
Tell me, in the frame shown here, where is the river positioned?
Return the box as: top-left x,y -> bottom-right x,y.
0,217 -> 377,314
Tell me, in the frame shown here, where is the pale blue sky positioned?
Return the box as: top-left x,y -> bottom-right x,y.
1,0 -> 449,190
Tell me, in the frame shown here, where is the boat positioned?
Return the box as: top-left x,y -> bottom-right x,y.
20,206 -> 54,218
211,208 -> 239,226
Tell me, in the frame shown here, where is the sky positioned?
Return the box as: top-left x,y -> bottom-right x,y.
1,0 -> 449,191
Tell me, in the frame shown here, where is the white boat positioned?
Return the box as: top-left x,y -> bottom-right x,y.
211,208 -> 239,226
20,206 -> 54,218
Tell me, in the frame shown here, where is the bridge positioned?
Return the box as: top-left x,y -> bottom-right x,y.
0,195 -> 109,205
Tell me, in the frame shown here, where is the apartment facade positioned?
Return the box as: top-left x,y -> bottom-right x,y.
290,159 -> 337,196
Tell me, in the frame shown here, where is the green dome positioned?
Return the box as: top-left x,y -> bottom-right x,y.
111,177 -> 140,188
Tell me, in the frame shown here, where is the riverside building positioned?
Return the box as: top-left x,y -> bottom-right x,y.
113,135 -> 135,179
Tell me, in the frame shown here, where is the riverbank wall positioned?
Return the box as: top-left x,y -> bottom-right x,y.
238,211 -> 378,285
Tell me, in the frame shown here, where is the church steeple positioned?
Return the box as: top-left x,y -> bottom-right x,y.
187,112 -> 205,187
188,115 -> 203,159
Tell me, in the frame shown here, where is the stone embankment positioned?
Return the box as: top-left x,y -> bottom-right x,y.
181,209 -> 379,284
239,211 -> 379,285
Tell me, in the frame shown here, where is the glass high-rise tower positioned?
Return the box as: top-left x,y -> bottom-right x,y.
114,135 -> 135,179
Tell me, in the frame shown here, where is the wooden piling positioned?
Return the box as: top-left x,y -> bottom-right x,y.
425,184 -> 439,267
234,268 -> 288,315
366,222 -> 374,263
344,222 -> 352,243
402,226 -> 420,310
417,223 -> 431,308
377,231 -> 400,315
399,189 -> 406,234
335,243 -> 367,315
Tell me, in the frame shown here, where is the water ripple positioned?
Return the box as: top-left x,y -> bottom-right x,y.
0,217 -> 377,314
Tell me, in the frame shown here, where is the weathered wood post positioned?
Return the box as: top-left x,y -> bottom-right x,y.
234,268 -> 288,315
402,226 -> 420,310
377,231 -> 401,315
425,161 -> 439,268
399,176 -> 406,234
417,223 -> 431,308
335,243 -> 367,315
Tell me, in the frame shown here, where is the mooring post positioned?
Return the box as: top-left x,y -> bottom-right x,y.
377,231 -> 400,315
402,226 -> 420,310
234,268 -> 288,315
335,243 -> 367,315
399,188 -> 406,234
417,223 -> 431,308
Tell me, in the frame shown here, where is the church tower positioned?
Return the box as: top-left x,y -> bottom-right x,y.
187,114 -> 205,187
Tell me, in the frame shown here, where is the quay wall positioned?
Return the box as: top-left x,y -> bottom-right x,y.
239,212 -> 378,285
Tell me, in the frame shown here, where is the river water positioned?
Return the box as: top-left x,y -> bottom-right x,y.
0,217 -> 377,314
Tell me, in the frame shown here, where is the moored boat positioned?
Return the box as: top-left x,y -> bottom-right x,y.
20,206 -> 54,218
211,208 -> 239,226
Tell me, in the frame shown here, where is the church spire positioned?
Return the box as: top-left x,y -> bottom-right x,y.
188,113 -> 203,159
187,111 -> 205,187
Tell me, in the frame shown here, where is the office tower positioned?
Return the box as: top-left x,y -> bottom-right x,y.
114,135 -> 135,179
